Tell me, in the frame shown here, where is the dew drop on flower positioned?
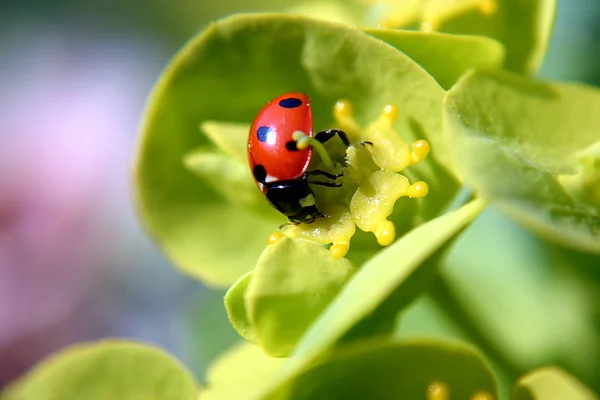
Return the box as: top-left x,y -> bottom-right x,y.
478,0 -> 498,16
470,391 -> 494,400
267,231 -> 285,245
330,243 -> 350,259
427,381 -> 449,400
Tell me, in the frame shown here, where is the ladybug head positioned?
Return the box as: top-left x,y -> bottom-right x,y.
264,177 -> 323,224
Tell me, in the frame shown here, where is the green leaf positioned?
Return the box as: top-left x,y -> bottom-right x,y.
1,341 -> 198,400
200,342 -> 285,400
341,213 -> 467,341
512,367 -> 599,400
199,121 -> 250,163
292,199 -> 485,357
445,70 -> 600,254
285,0 -> 365,27
183,149 -> 266,209
265,338 -> 498,400
134,13 -> 454,287
439,208 -> 600,379
365,0 -> 423,28
426,0 -> 557,74
246,238 -> 357,357
252,199 -> 485,397
224,271 -> 257,344
364,29 -> 505,89
558,142 -> 600,212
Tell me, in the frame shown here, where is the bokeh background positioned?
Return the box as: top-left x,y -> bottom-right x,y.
1,0 -> 599,394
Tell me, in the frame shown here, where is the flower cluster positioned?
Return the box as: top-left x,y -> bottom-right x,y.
277,100 -> 430,258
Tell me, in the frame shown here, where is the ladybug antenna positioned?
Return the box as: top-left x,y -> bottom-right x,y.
292,131 -> 337,172
278,222 -> 296,229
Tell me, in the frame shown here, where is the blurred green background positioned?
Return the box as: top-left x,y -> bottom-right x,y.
0,0 -> 599,395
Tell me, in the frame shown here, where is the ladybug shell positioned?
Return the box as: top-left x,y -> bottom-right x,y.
248,92 -> 313,190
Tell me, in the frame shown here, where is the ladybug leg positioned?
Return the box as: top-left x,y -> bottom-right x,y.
310,180 -> 343,188
306,170 -> 343,180
315,129 -> 350,147
303,213 -> 324,224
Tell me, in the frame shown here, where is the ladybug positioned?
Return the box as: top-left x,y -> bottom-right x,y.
248,92 -> 349,224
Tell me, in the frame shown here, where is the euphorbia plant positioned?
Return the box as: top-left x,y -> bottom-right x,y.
3,1 -> 600,399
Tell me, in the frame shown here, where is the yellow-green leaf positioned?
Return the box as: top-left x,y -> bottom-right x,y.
365,29 -> 505,89
445,69 -> 600,254
512,367 -> 599,400
1,341 -> 198,400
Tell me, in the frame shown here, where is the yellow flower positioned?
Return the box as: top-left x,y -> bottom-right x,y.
278,100 -> 430,258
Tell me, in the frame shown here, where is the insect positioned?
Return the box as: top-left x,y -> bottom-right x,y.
248,92 -> 349,224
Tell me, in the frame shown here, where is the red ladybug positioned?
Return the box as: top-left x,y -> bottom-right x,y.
248,92 -> 349,224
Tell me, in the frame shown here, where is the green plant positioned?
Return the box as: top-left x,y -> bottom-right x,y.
4,1 -> 600,399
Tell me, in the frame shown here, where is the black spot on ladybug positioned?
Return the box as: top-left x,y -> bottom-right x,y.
279,97 -> 302,108
253,164 -> 267,183
257,126 -> 271,142
285,140 -> 299,151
